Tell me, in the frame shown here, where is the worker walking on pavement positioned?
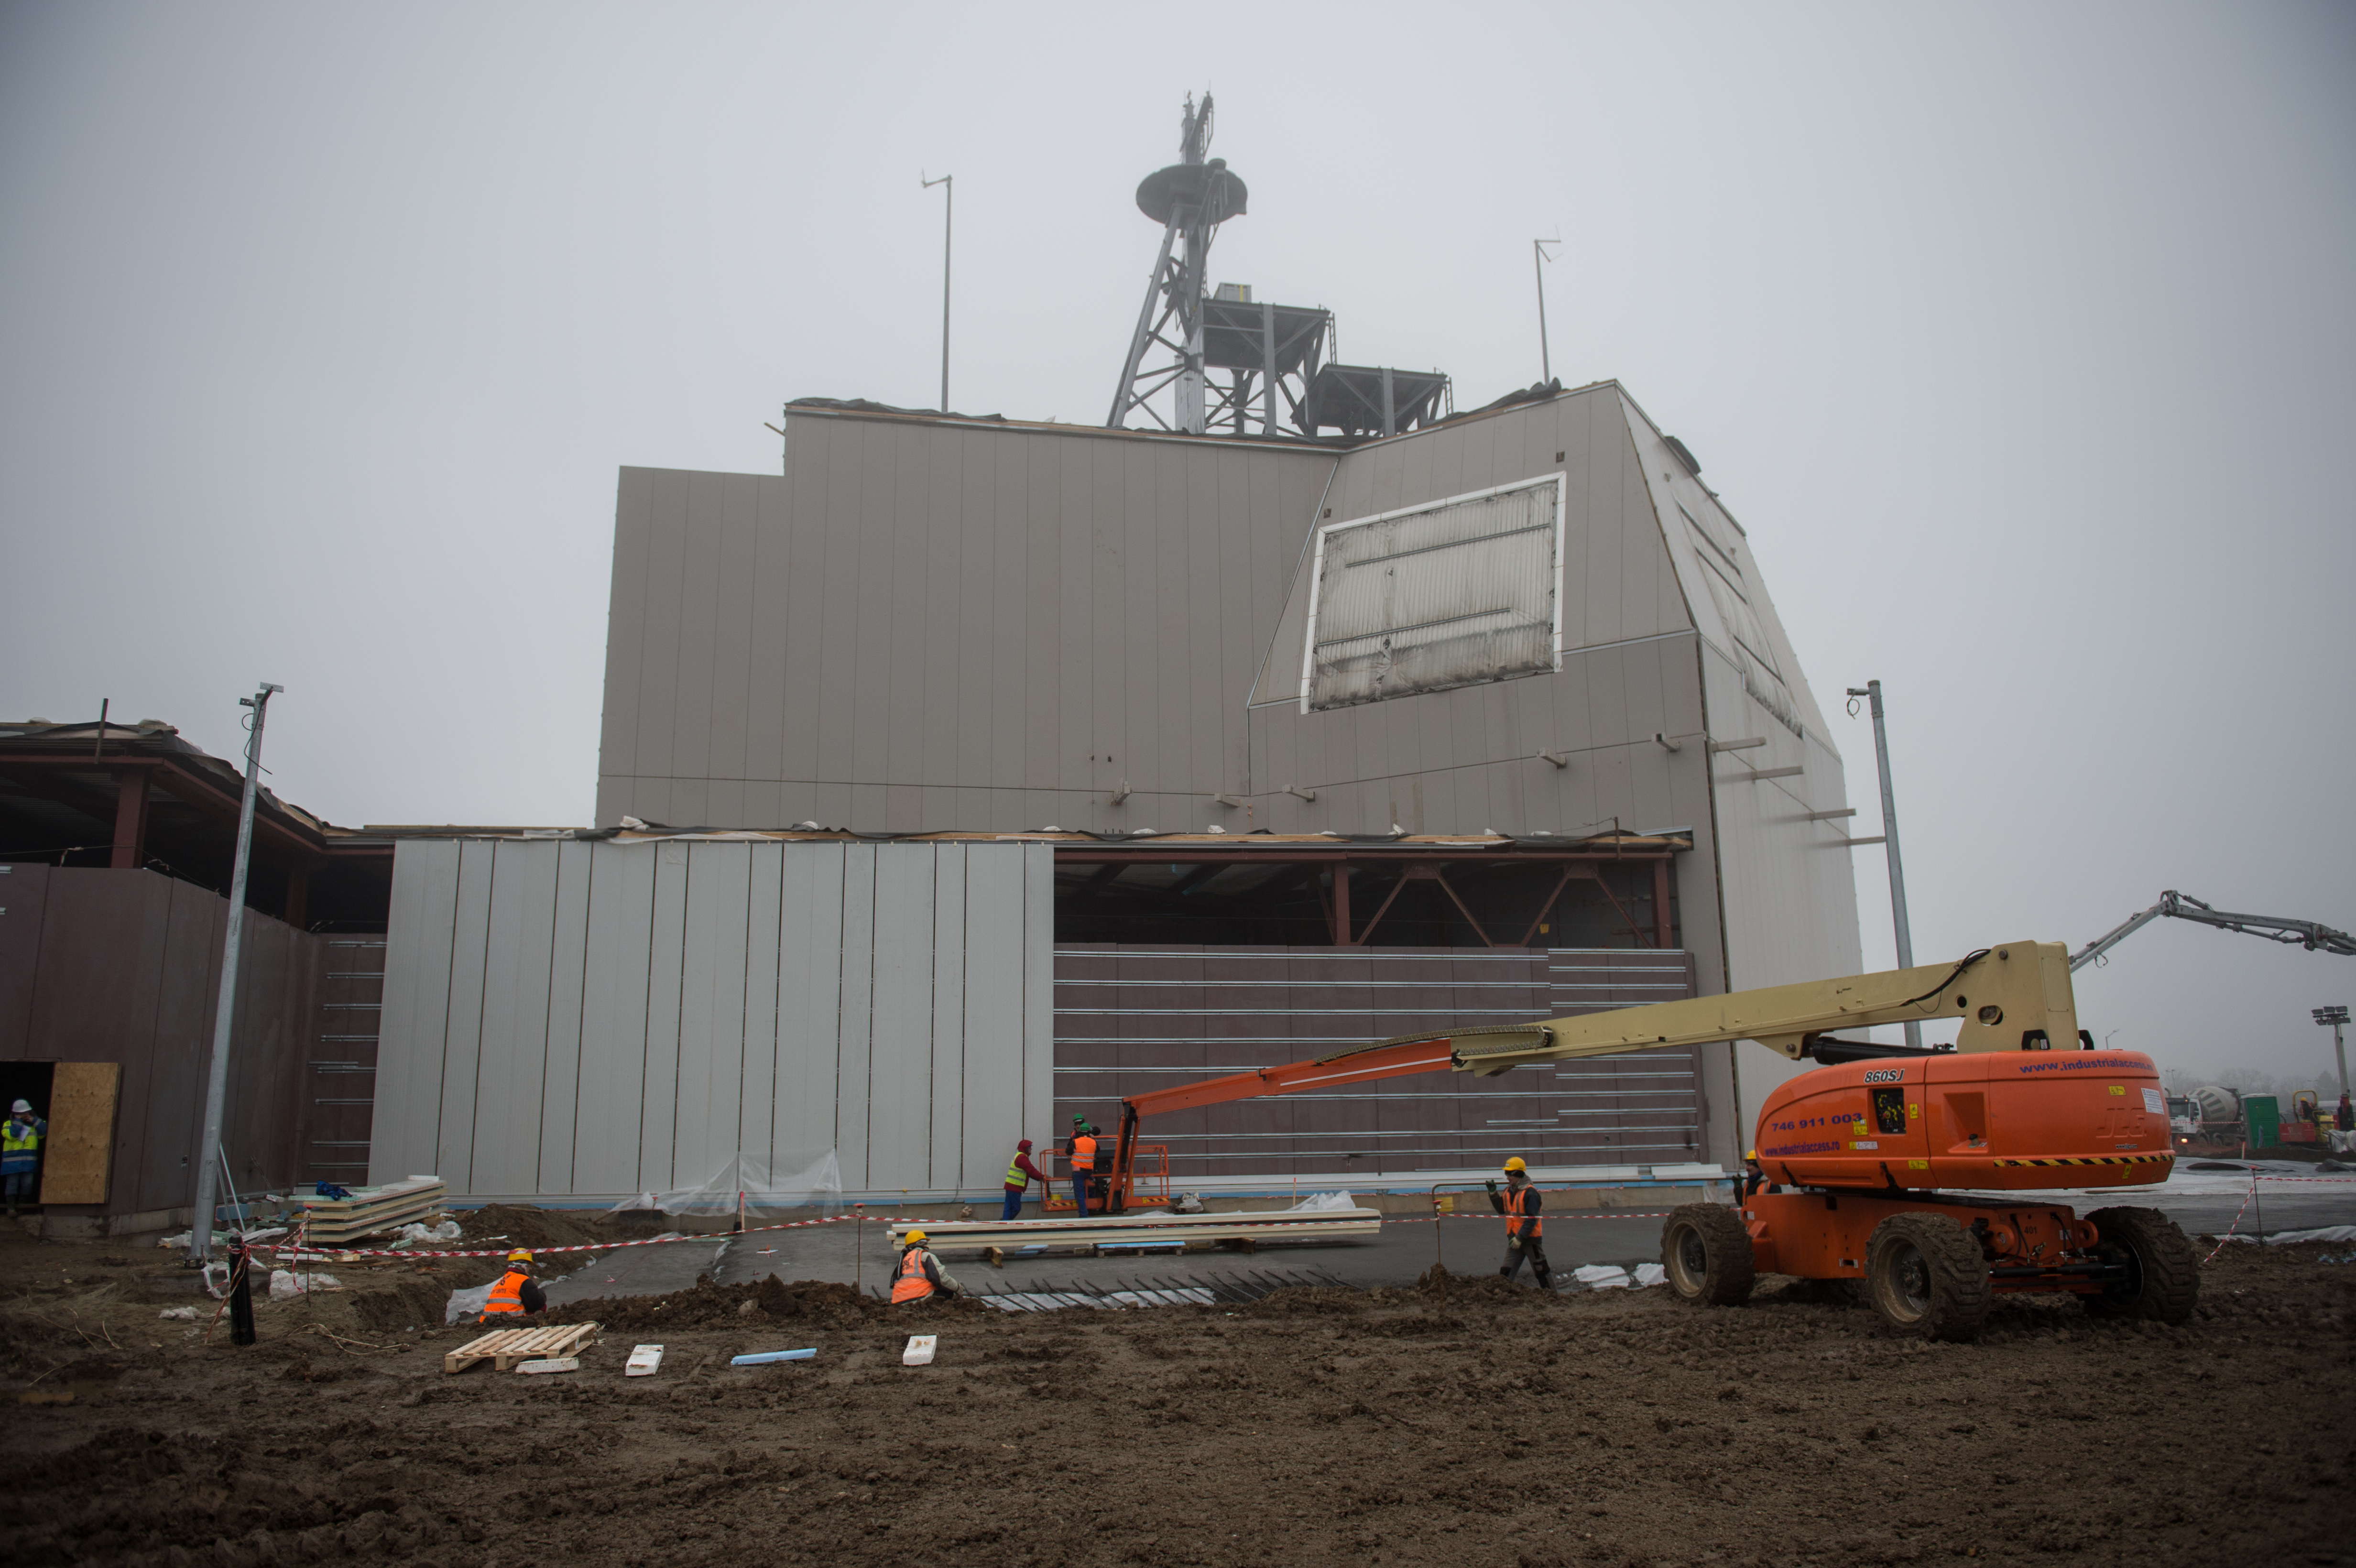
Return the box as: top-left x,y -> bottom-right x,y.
1063,1116 -> 1099,1217
480,1249 -> 548,1320
1002,1138 -> 1054,1221
890,1230 -> 962,1304
3,1100 -> 45,1217
1488,1156 -> 1553,1290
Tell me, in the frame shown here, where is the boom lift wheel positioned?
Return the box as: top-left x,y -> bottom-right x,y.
1864,1213 -> 1990,1342
2081,1206 -> 2199,1324
1659,1203 -> 1756,1307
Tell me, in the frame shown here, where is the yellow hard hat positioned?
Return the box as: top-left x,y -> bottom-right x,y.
1502,1157 -> 1527,1173
506,1249 -> 533,1265
1745,1149 -> 1759,1161
903,1230 -> 928,1247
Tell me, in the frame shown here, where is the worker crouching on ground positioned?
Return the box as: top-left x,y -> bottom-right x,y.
481,1249 -> 547,1320
1489,1157 -> 1553,1290
1003,1139 -> 1053,1221
891,1230 -> 962,1304
3,1100 -> 45,1218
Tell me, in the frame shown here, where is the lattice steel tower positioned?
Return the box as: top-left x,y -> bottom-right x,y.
1106,94 -> 1249,435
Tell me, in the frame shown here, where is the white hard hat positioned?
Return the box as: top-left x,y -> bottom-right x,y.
9,1100 -> 28,1114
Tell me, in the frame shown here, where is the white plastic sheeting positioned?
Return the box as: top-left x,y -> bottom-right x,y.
1303,476 -> 1563,711
605,1150 -> 843,1218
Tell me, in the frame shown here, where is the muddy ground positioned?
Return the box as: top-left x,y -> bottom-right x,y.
3,1218 -> 2352,1568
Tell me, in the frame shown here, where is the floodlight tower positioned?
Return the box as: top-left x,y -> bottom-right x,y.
2318,1005 -> 2351,1099
1107,93 -> 1248,435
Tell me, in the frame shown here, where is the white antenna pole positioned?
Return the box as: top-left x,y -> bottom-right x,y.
923,173 -> 953,412
187,682 -> 283,1263
1533,239 -> 1559,384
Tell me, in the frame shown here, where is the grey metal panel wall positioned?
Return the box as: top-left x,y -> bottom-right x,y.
371,838 -> 1055,1201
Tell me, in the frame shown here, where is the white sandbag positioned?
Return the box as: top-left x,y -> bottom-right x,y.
391,1220 -> 463,1246
1633,1263 -> 1668,1288
1572,1264 -> 1630,1289
445,1281 -> 496,1324
269,1269 -> 342,1298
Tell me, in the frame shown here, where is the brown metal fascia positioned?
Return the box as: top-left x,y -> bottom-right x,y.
0,754 -> 329,859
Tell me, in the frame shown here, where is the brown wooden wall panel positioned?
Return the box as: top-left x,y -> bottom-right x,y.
1054,944 -> 1700,1180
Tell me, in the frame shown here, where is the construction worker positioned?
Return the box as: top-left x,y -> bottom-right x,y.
1002,1138 -> 1054,1221
2,1099 -> 45,1217
890,1230 -> 961,1304
481,1249 -> 547,1320
2339,1092 -> 2354,1133
1487,1156 -> 1552,1290
1063,1116 -> 1099,1217
1737,1150 -> 1778,1203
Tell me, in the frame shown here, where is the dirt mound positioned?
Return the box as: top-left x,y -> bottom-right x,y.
559,1273 -> 989,1332
457,1203 -> 652,1251
345,1274 -> 453,1333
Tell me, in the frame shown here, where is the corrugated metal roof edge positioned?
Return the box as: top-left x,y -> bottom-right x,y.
777,377 -> 1624,452
350,824 -> 1692,851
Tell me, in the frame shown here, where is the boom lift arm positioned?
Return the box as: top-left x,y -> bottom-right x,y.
2069,891 -> 2356,972
1106,940 -> 2080,1209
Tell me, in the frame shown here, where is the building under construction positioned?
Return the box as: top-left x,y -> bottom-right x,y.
0,95 -> 1867,1220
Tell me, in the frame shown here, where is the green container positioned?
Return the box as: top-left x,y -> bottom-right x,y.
2245,1094 -> 2280,1151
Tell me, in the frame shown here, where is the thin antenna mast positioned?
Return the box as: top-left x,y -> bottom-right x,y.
1533,239 -> 1560,384
922,173 -> 953,412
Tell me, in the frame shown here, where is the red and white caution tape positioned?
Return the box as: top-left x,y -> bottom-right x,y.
2201,1169 -> 2261,1264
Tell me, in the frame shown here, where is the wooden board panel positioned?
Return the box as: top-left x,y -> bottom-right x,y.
39,1061 -> 120,1205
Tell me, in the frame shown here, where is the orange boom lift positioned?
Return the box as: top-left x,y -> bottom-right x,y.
1102,940 -> 2195,1341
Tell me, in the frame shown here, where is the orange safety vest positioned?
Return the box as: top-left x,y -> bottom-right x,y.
1503,1185 -> 1542,1240
484,1269 -> 530,1316
1071,1134 -> 1098,1174
891,1249 -> 936,1305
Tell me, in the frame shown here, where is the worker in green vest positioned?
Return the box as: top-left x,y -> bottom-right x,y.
3,1099 -> 46,1217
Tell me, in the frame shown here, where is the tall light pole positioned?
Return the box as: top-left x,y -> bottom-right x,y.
2318,1005 -> 2351,1099
922,172 -> 952,412
1533,238 -> 1558,385
1847,680 -> 1920,1048
187,682 -> 282,1263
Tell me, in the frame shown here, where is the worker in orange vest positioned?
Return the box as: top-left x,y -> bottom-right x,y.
1487,1157 -> 1553,1290
1062,1116 -> 1100,1217
1737,1150 -> 1779,1204
481,1248 -> 547,1319
890,1230 -> 961,1304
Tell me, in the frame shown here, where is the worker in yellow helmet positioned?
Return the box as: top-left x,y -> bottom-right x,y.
890,1230 -> 962,1305
481,1248 -> 547,1320
1485,1157 -> 1552,1290
1737,1149 -> 1778,1205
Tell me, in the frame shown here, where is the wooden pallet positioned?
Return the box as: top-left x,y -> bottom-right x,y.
442,1321 -> 599,1375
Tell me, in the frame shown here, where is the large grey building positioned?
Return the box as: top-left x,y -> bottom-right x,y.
369,380 -> 1864,1202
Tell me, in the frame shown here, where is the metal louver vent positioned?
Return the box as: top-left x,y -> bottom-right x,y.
1299,474 -> 1565,712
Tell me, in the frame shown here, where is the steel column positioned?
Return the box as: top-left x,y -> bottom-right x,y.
109,768 -> 149,869
1652,859 -> 1673,949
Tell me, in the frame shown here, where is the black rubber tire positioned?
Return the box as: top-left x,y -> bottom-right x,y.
1659,1203 -> 1756,1306
1865,1213 -> 1991,1342
2082,1206 -> 2200,1324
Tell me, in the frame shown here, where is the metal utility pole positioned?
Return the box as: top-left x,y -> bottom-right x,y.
187,682 -> 282,1263
1533,239 -> 1558,384
2318,1005 -> 2351,1099
922,172 -> 952,412
1108,92 -> 1247,435
1846,680 -> 1920,1048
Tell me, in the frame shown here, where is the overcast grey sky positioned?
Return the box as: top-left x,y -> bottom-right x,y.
3,2 -> 2350,1081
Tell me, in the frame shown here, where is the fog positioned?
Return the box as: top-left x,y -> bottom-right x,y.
3,3 -> 2349,1082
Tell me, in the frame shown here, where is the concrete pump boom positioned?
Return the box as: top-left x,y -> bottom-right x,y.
2069,891 -> 2356,972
